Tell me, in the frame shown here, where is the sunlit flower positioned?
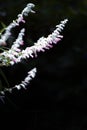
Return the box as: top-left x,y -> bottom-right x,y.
0,3 -> 68,94
0,68 -> 37,94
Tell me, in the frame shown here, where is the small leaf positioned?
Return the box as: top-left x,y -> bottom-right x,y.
0,21 -> 6,28
0,79 -> 3,91
0,69 -> 9,90
0,21 -> 6,34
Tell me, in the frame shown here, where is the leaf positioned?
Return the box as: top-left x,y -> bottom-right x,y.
0,69 -> 9,90
0,79 -> 3,91
0,21 -> 6,34
0,22 -> 6,28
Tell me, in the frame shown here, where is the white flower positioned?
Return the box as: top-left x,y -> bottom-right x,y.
15,85 -> 21,90
0,18 -> 68,66
21,3 -> 35,16
11,28 -> 25,51
0,3 -> 68,94
0,3 -> 35,46
0,68 -> 37,94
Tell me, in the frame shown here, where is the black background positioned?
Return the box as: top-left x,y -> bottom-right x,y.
0,0 -> 87,129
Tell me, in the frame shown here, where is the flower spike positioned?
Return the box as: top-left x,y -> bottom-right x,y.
0,3 -> 35,46
0,3 -> 68,94
0,18 -> 68,66
0,67 -> 37,94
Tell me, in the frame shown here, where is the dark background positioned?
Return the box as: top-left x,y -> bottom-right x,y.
0,0 -> 87,129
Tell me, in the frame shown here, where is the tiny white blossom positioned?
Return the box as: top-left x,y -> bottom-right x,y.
0,39 -> 6,46
15,85 -> 21,90
21,3 -> 35,16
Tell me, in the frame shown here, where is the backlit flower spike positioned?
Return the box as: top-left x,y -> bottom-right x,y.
16,18 -> 68,63
11,28 -> 25,52
0,3 -> 35,46
0,18 -> 68,66
0,67 -> 37,94
14,67 -> 37,90
0,28 -> 25,66
56,19 -> 68,32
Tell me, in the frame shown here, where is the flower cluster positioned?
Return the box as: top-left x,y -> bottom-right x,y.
0,3 -> 68,94
0,3 -> 35,46
0,68 -> 37,95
